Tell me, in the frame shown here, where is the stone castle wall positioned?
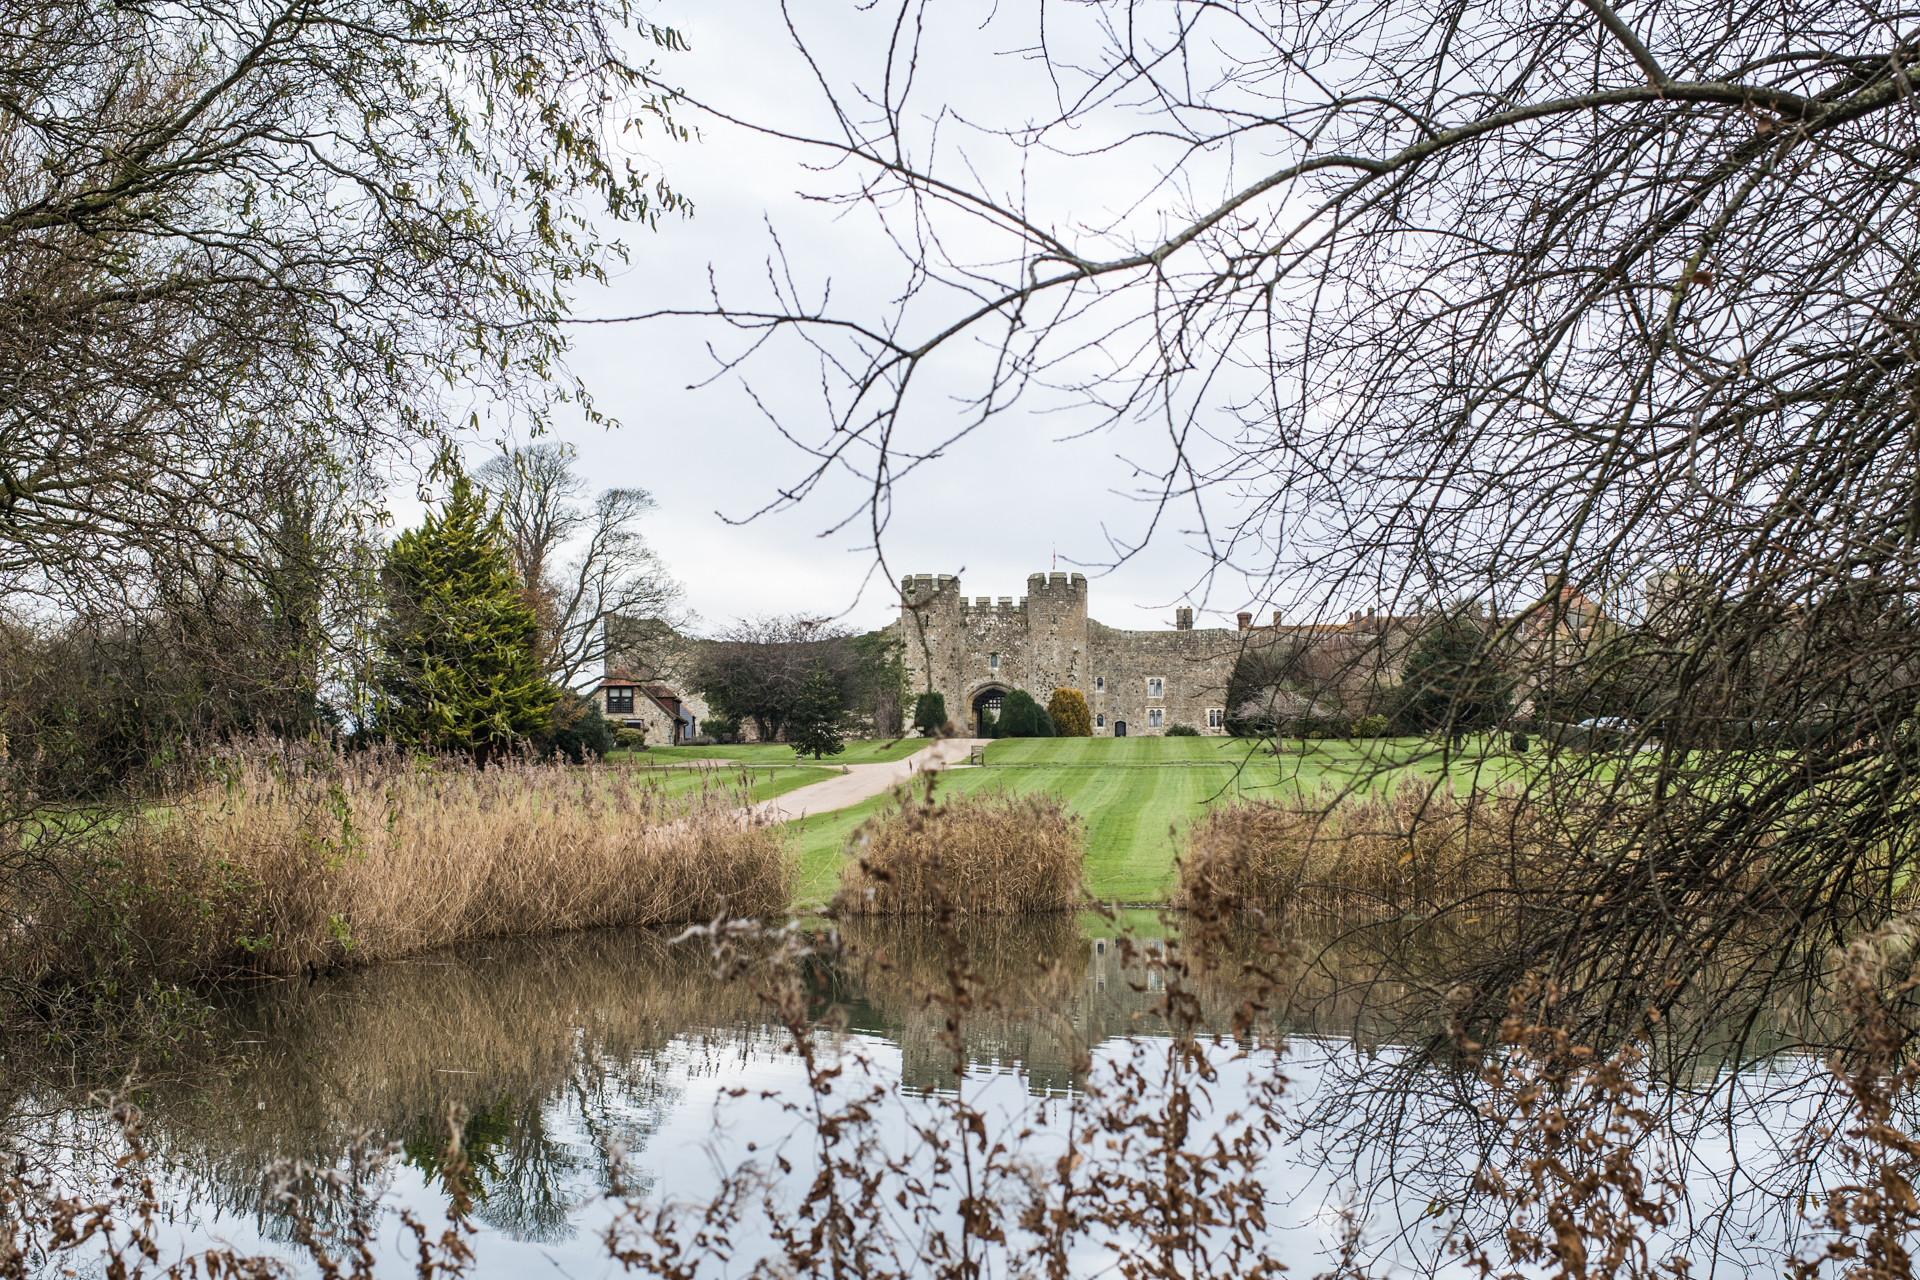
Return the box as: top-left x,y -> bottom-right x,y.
896,572 -> 1245,736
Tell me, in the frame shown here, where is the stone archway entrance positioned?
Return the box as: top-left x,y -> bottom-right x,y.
970,687 -> 1009,735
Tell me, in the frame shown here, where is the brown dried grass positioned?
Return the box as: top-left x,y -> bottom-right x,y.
1179,776 -> 1531,914
55,744 -> 792,978
835,777 -> 1086,915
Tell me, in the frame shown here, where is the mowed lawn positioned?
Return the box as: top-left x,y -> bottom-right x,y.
785,735 -> 1523,907
616,761 -> 842,805
616,738 -> 926,766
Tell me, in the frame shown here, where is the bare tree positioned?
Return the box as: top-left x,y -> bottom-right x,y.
474,444 -> 685,690
0,0 -> 689,607
627,0 -> 1920,1055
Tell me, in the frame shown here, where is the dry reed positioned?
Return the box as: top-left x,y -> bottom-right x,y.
835,777 -> 1085,915
1180,776 -> 1530,914
53,743 -> 791,978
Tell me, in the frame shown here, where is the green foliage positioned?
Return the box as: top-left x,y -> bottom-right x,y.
614,727 -> 647,751
997,689 -> 1044,738
1036,707 -> 1057,737
693,618 -> 854,743
849,630 -> 911,735
1047,688 -> 1093,737
1164,723 -> 1200,736
912,691 -> 949,736
375,476 -> 559,759
1400,610 -> 1512,735
1351,714 -> 1392,738
539,693 -> 614,763
790,662 -> 848,760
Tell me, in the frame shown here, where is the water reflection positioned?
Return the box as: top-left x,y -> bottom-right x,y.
0,913 -> 1867,1277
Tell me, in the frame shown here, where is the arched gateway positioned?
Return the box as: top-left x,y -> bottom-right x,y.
970,686 -> 1009,736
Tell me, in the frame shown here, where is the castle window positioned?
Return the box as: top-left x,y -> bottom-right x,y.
606,686 -> 634,715
1147,677 -> 1164,698
1096,713 -> 1105,728
1094,676 -> 1104,692
989,653 -> 999,670
1148,708 -> 1164,729
1207,708 -> 1224,729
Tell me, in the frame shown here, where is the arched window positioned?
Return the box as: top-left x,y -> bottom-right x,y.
1096,713 -> 1105,728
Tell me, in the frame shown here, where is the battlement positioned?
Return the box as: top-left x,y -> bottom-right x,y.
960,595 -> 1025,618
1026,571 -> 1087,595
901,573 -> 960,603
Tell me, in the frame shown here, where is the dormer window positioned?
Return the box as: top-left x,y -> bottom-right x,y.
1147,677 -> 1164,698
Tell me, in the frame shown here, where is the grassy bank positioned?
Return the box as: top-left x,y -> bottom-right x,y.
29,747 -> 793,984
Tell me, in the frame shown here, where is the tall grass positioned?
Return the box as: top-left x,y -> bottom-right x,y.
1179,776 -> 1530,913
836,777 -> 1085,914
43,743 -> 791,979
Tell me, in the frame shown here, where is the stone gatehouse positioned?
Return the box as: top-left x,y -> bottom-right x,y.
891,572 -> 1411,737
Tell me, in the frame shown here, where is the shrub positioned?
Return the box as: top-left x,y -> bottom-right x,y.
1509,731 -> 1530,753
1036,707 -> 1057,737
997,689 -> 1043,737
41,743 -> 794,980
1350,713 -> 1391,738
614,727 -> 647,751
539,693 -> 615,763
912,691 -> 948,737
1178,777 -> 1529,914
1047,688 -> 1093,737
1165,723 -> 1200,736
837,778 -> 1085,915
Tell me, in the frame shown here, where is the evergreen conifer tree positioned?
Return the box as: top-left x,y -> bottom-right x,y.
376,475 -> 558,760
912,691 -> 948,736
1400,610 -> 1511,739
791,660 -> 848,760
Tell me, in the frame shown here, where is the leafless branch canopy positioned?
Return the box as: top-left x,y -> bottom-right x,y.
654,0 -> 1920,1049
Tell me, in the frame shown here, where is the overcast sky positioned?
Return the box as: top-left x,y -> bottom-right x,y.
445,0 -> 1289,641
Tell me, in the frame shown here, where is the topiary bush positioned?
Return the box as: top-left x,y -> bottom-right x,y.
997,689 -> 1042,737
912,691 -> 948,737
1350,714 -> 1392,738
1047,688 -> 1094,737
1165,723 -> 1200,736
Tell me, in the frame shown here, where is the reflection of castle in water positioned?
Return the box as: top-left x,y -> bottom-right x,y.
839,927 -> 1194,1098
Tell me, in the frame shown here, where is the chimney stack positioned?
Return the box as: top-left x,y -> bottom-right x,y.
1175,607 -> 1193,630
1236,612 -> 1252,631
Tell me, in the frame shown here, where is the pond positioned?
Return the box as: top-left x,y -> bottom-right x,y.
0,915 -> 1879,1277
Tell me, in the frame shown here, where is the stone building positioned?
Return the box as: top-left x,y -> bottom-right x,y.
891,572 -> 1414,737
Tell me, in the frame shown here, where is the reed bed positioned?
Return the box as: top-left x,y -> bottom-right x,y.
1179,776 -> 1531,914
836,777 -> 1085,915
51,744 -> 791,979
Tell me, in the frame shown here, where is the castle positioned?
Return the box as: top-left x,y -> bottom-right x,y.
890,572 -> 1414,737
